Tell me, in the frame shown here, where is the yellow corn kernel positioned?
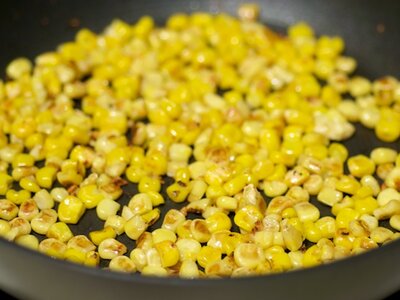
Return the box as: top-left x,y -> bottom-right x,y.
205,211 -> 232,233
206,185 -> 227,199
166,181 -> 190,203
302,245 -> 322,268
294,202 -> 320,222
303,221 -> 322,243
141,265 -> 168,277
6,189 -> 31,205
89,226 -> 117,246
35,166 -> 58,189
98,238 -> 127,260
64,247 -> 87,264
77,184 -> 104,209
347,155 -> 375,178
96,199 -> 120,221
125,215 -> 148,240
0,219 -> 11,237
354,196 -> 379,215
0,173 -> 14,195
196,245 -> 222,269
138,176 -> 161,193
19,176 -> 41,193
176,238 -> 202,261
370,147 -> 397,165
223,174 -> 248,196
336,208 -> 360,229
281,221 -> 303,251
58,196 -> 86,224
179,260 -> 200,278
84,250 -> 100,267
317,187 -> 343,207
146,191 -> 165,207
152,228 -> 177,244
39,238 -> 67,259
234,205 -> 263,232
15,234 -> 39,250
47,222 -> 73,242
188,180 -> 208,202
263,180 -> 288,198
315,217 -> 336,239
155,240 -> 180,268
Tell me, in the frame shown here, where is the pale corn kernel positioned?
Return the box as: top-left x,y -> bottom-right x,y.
162,209 -> 186,232
370,227 -> 394,244
361,175 -> 380,196
152,228 -> 177,244
67,235 -> 96,253
179,260 -> 200,278
0,199 -> 19,221
89,226 -> 117,246
384,167 -> 400,190
303,174 -> 323,195
105,215 -> 126,235
39,238 -> 67,259
125,215 -> 147,240
234,243 -> 265,268
377,188 -> 400,206
293,202 -> 320,222
47,222 -> 73,242
109,256 -> 136,273
50,187 -> 69,203
31,209 -> 58,235
263,181 -> 288,197
373,200 -> 400,220
359,214 -> 379,232
389,215 -> 400,231
141,265 -> 168,277
317,187 -> 343,207
370,148 -> 397,165
96,199 -> 120,221
33,189 -> 54,210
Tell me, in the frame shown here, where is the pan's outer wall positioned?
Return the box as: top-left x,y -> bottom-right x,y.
0,0 -> 400,300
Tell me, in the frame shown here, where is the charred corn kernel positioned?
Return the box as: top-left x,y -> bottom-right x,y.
377,188 -> 400,206
98,238 -> 127,260
109,256 -> 136,273
89,226 -> 117,246
263,181 -> 288,198
205,212 -> 232,233
336,208 -> 360,229
39,238 -> 67,259
347,155 -> 375,178
47,222 -> 73,242
0,199 -> 18,221
0,173 -> 13,195
233,243 -> 265,268
125,215 -> 148,240
152,228 -> 177,244
35,166 -> 58,189
155,240 -> 180,268
31,209 -> 57,235
50,187 -> 69,203
234,205 -> 263,232
162,209 -> 186,232
84,250 -> 100,267
197,245 -> 222,269
58,196 -> 86,224
166,181 -> 190,203
96,199 -> 120,221
315,217 -> 336,239
67,235 -> 96,254
15,234 -> 39,250
370,227 -> 394,244
19,176 -> 41,193
294,202 -> 320,222
142,207 -> 160,225
373,200 -> 400,220
190,219 -> 211,243
389,215 -> 400,231
18,199 -> 39,221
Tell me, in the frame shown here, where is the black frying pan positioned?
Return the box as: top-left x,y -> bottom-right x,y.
0,1 -> 400,299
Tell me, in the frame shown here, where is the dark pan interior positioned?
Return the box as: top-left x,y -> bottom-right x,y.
0,1 -> 400,300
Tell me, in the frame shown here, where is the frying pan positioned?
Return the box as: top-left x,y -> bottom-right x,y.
0,0 -> 400,299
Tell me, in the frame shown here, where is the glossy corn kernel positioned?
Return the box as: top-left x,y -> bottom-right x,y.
155,240 -> 180,268
31,209 -> 58,235
89,226 -> 117,246
15,234 -> 39,250
58,196 -> 86,224
234,205 -> 263,232
197,245 -> 222,269
109,256 -> 137,273
96,199 -> 120,221
47,222 -> 73,242
125,215 -> 148,240
98,238 -> 127,260
39,238 -> 67,259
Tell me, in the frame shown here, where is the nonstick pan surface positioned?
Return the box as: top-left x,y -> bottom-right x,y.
0,1 -> 400,300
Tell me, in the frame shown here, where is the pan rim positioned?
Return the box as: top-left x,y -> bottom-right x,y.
1,236 -> 399,285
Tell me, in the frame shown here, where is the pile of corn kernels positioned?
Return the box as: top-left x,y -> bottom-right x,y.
0,4 -> 400,277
